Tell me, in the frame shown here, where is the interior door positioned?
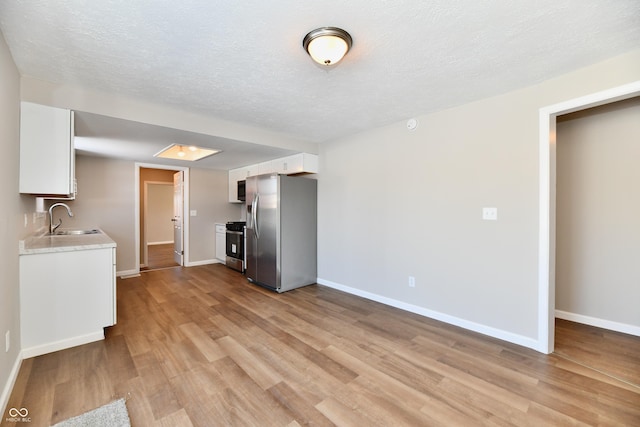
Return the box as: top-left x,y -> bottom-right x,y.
173,171 -> 184,266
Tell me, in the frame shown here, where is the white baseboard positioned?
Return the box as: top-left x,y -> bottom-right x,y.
0,352 -> 23,421
21,331 -> 105,359
117,269 -> 140,278
185,258 -> 220,267
317,278 -> 540,352
148,241 -> 174,246
555,310 -> 640,337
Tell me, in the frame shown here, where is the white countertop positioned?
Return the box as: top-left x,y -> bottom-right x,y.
19,228 -> 117,255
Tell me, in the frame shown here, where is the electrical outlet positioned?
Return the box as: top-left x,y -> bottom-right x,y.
5,330 -> 9,352
482,207 -> 498,221
24,213 -> 28,227
408,276 -> 416,288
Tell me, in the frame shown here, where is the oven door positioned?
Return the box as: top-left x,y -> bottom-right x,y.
226,230 -> 244,258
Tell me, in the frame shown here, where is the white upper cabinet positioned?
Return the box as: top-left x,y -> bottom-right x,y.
19,102 -> 76,196
271,153 -> 319,175
228,153 -> 318,203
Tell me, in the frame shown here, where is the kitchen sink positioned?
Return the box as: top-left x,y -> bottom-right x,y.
49,229 -> 102,236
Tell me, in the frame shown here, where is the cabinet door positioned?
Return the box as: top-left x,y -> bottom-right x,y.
228,167 -> 248,203
273,153 -> 319,174
20,248 -> 113,352
19,102 -> 75,195
216,229 -> 226,262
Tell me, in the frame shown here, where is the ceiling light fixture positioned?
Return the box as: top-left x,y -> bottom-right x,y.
303,27 -> 352,67
154,144 -> 221,161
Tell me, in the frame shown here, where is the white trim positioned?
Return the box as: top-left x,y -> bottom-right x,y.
556,310 -> 640,337
135,163 -> 190,276
317,278 -> 539,351
538,81 -> 640,354
0,352 -> 23,420
117,269 -> 140,278
148,241 -> 174,246
21,331 -> 105,359
186,258 -> 220,267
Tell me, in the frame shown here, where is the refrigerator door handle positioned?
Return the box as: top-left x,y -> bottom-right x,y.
253,194 -> 260,239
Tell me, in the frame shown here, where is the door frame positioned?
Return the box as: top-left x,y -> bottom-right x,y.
142,181 -> 174,268
537,80 -> 640,354
135,163 -> 190,274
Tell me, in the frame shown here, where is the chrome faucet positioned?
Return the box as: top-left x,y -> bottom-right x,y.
48,203 -> 74,234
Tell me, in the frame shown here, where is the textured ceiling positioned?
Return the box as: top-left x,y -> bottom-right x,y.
1,1 -> 639,165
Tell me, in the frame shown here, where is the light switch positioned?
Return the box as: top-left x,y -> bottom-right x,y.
190,210 -> 197,217
482,207 -> 498,221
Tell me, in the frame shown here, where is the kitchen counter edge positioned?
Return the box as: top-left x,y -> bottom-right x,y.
19,229 -> 117,255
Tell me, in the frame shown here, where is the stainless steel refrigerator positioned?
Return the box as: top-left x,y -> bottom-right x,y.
245,173 -> 317,292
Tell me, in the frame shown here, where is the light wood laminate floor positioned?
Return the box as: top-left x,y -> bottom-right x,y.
3,264 -> 639,426
142,243 -> 179,271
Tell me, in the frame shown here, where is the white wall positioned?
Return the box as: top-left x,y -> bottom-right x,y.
317,50 -> 640,349
556,97 -> 640,329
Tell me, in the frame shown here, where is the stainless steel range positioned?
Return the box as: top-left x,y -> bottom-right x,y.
225,221 -> 246,272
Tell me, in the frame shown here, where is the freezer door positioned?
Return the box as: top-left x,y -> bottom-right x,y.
245,176 -> 258,281
255,174 -> 279,289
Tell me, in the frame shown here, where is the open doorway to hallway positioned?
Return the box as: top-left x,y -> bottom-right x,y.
136,164 -> 190,273
538,80 -> 640,355
142,178 -> 178,270
552,96 -> 640,388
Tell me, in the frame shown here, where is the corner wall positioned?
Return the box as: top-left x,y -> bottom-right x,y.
0,30 -> 30,417
317,49 -> 640,350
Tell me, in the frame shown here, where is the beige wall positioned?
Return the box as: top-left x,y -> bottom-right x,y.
189,167 -> 243,262
52,155 -> 137,273
9,40 -> 639,355
58,155 -> 241,273
0,30 -> 36,414
145,184 -> 174,243
556,97 -> 640,328
317,49 -> 640,347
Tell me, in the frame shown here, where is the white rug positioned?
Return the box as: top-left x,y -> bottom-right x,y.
51,399 -> 130,427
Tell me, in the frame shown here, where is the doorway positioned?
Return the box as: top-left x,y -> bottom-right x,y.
538,80 -> 640,354
551,97 -> 640,388
135,163 -> 190,274
142,181 -> 178,270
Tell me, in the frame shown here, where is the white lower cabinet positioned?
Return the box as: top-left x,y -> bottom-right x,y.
215,223 -> 226,263
20,247 -> 116,357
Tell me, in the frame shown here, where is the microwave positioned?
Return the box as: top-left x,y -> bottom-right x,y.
237,180 -> 246,201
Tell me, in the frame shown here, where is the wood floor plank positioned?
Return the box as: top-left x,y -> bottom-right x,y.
154,408 -> 194,427
178,322 -> 226,362
315,396 -> 379,427
216,335 -> 282,389
4,263 -> 639,427
267,381 -> 335,427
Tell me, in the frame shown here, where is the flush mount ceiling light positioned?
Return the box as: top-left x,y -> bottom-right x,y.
154,144 -> 221,161
303,27 -> 352,67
